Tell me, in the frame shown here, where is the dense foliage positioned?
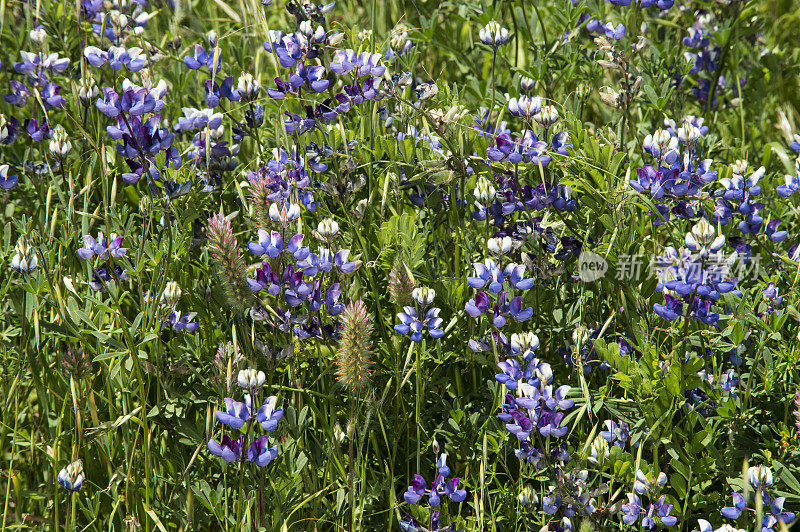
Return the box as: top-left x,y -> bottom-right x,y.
2,0 -> 800,530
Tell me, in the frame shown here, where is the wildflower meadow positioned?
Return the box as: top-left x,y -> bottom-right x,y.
3,0 -> 800,530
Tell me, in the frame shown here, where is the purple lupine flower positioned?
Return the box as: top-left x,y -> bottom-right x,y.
325,283 -> 345,315
403,474 -> 427,504
215,396 -> 251,429
176,107 -> 223,131
183,44 -> 222,72
0,164 -> 18,190
256,396 -> 284,431
496,359 -> 524,390
604,22 -> 625,39
77,232 -> 127,260
330,49 -> 358,75
247,435 -> 279,466
333,249 -> 358,273
765,219 -> 787,242
443,477 -> 467,502
654,293 -> 683,320
163,311 -> 199,332
599,420 -> 629,448
4,80 -> 31,108
622,493 -> 642,525
720,492 -> 745,519
289,63 -> 329,92
777,169 -> 800,197
207,434 -> 245,462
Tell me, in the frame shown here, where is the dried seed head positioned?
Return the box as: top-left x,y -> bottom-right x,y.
207,212 -> 255,313
61,344 -> 92,379
388,261 -> 416,306
247,169 -> 273,231
794,389 -> 800,434
335,300 -> 374,393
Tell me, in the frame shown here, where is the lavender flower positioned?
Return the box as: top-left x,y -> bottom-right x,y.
77,232 -> 127,260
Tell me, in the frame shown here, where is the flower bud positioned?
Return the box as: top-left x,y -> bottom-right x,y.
474,176 -> 496,203
11,235 -> 37,273
299,20 -> 314,36
79,77 -> 99,104
316,218 -> 339,239
237,368 -> 266,390
327,31 -> 345,46
412,287 -> 435,306
30,26 -> 47,44
49,125 -> 72,157
535,105 -> 559,128
518,485 -> 538,507
731,159 -> 748,176
161,281 -> 182,307
207,30 -> 218,46
678,122 -> 701,144
487,236 -> 512,256
508,95 -> 542,118
237,72 -> 261,102
479,21 -> 510,47
510,332 -> 540,354
57,460 -> 84,492
269,201 -> 301,225
589,436 -> 610,464
747,465 -> 773,490
520,76 -> 536,93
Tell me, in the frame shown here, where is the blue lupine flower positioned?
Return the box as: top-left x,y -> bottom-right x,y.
0,164 -> 18,189
88,266 -> 130,292
325,283 -> 345,315
84,46 -> 146,71
289,63 -> 329,92
604,22 -> 625,40
394,306 -> 444,342
256,396 -> 284,431
249,230 -> 309,259
599,420 -> 629,448
163,311 -> 199,332
176,107 -> 223,132
551,132 -> 572,155
215,396 -> 251,429
4,80 -> 31,108
622,493 -> 642,525
495,359 -> 524,390
247,435 -> 279,466
777,169 -> 800,197
719,166 -> 764,201
13,50 -> 69,73
721,491 -> 745,519
183,44 -> 222,72
765,219 -> 787,242
77,232 -> 127,260
207,434 -> 245,462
